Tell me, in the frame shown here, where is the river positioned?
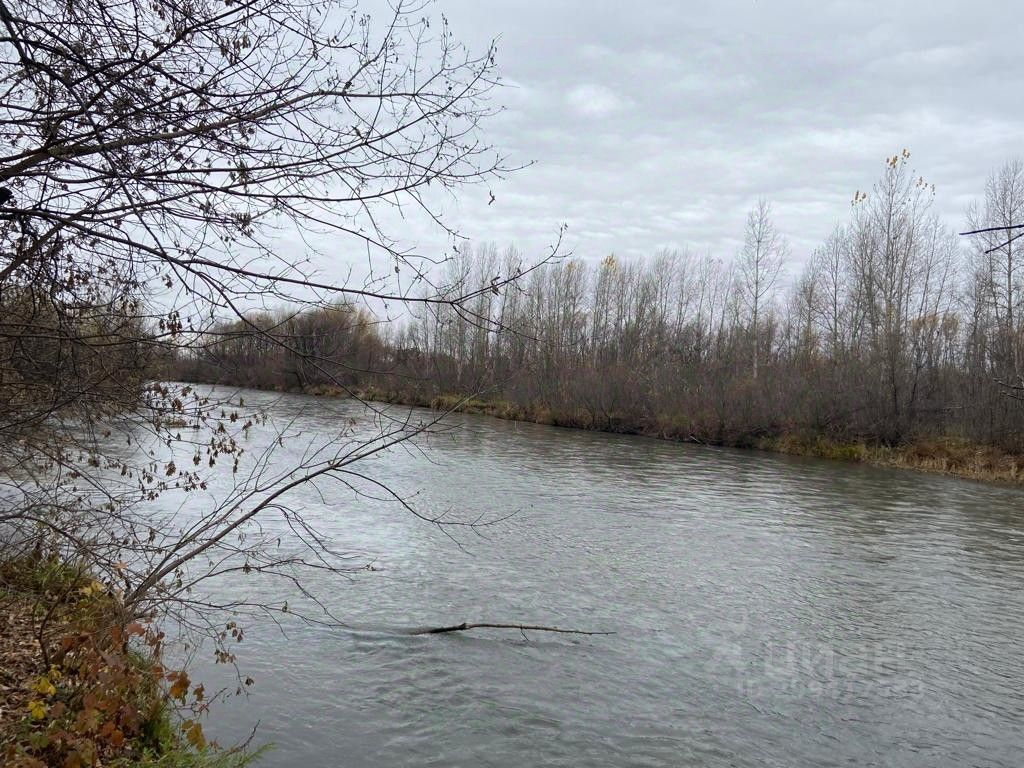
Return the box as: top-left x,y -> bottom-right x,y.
150,387 -> 1024,767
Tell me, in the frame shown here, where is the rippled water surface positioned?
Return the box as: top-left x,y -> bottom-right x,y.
155,388 -> 1024,767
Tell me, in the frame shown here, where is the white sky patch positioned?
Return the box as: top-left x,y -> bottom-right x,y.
566,83 -> 624,117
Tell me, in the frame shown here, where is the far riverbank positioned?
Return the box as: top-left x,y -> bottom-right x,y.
267,383 -> 1024,487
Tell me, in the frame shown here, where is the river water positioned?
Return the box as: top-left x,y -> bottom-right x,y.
156,387 -> 1024,767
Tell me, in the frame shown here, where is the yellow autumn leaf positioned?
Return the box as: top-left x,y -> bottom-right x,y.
34,676 -> 56,697
183,719 -> 206,750
27,699 -> 47,720
168,671 -> 190,701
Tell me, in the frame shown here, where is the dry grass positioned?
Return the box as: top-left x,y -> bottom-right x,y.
762,434 -> 1024,484
879,437 -> 1024,483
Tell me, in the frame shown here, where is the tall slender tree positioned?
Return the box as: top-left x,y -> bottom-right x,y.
738,198 -> 787,379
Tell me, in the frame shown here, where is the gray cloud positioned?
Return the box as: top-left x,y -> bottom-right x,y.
409,0 -> 1024,272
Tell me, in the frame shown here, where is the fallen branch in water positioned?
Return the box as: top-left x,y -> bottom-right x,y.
409,622 -> 614,636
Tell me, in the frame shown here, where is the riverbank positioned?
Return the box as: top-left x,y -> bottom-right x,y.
0,554 -> 251,768
292,384 -> 1024,486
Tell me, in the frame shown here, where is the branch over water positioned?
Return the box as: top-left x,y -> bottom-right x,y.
409,622 -> 614,636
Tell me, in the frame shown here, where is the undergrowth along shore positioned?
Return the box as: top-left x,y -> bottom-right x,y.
0,554 -> 258,768
293,383 -> 1024,486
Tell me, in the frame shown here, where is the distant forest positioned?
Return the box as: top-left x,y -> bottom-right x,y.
174,155 -> 1024,457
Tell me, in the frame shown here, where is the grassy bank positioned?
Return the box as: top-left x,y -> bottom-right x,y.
754,433 -> 1024,484
0,554 -> 254,768
291,384 -> 1024,486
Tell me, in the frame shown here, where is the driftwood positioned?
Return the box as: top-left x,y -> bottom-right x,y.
409,622 -> 614,636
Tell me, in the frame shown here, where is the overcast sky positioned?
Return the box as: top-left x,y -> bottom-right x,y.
370,0 -> 1022,280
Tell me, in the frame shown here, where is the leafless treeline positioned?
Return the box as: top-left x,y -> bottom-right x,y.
175,302 -> 387,390
187,154 -> 1024,451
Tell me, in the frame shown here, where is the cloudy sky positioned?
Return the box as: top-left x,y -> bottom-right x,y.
373,0 -> 1022,280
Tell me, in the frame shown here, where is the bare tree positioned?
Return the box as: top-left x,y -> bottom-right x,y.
738,198 -> 787,378
964,159 -> 1024,374
0,7 -> 563,757
291,153 -> 1024,453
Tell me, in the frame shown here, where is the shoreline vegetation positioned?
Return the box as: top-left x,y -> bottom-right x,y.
261,382 -> 1024,486
170,157 -> 1024,493
0,556 -> 254,768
